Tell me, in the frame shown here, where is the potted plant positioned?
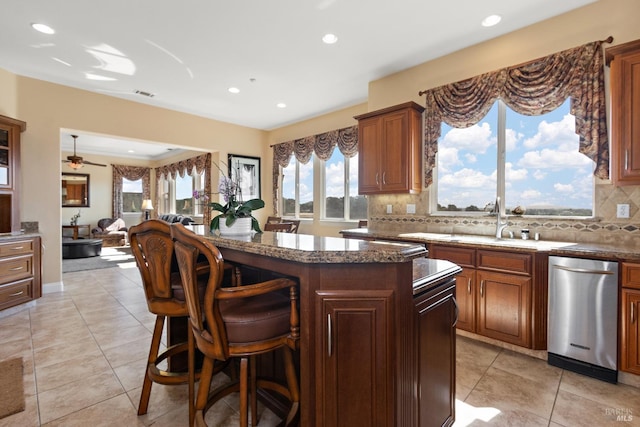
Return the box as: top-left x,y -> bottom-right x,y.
194,174 -> 265,234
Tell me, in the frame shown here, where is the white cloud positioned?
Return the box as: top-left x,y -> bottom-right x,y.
522,113 -> 576,149
518,148 -> 591,170
325,161 -> 344,197
464,153 -> 477,163
505,128 -> 523,152
554,183 -> 574,193
520,189 -> 542,200
533,170 -> 546,180
437,146 -> 461,173
505,162 -> 528,181
439,168 -> 495,189
440,122 -> 495,154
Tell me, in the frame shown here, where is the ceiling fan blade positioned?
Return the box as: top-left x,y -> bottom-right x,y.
82,160 -> 108,167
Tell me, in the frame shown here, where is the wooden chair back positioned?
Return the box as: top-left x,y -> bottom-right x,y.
266,216 -> 282,224
264,222 -> 294,233
129,219 -> 182,315
288,220 -> 301,234
358,220 -> 368,228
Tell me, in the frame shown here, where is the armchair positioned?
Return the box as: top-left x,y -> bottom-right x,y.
92,218 -> 128,247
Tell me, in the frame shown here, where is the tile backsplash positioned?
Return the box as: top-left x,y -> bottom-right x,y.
367,181 -> 640,247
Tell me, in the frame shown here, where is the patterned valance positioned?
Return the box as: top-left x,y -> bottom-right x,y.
272,125 -> 358,214
155,152 -> 211,179
273,125 -> 358,167
422,40 -> 608,187
112,165 -> 151,218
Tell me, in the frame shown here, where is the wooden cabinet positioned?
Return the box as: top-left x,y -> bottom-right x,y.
0,236 -> 41,310
607,39 -> 640,185
0,115 -> 26,233
355,102 -> 424,195
430,244 -> 543,349
316,291 -> 393,427
621,262 -> 640,374
414,278 -> 457,427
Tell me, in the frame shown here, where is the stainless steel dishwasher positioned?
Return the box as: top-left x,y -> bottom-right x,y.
547,256 -> 619,383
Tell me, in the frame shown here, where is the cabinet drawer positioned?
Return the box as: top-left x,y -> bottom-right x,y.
0,255 -> 33,281
0,239 -> 34,257
622,262 -> 640,289
477,250 -> 531,275
0,278 -> 33,309
430,245 -> 475,267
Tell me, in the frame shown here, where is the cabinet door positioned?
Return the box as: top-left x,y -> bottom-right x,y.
621,288 -> 640,375
611,45 -> 640,185
316,291 -> 392,427
379,110 -> 409,192
358,117 -> 382,194
415,281 -> 456,427
477,271 -> 531,347
454,267 -> 476,332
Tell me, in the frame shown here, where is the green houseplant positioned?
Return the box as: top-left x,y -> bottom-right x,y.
194,174 -> 265,234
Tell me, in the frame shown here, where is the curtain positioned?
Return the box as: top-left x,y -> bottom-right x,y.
154,153 -> 212,226
271,125 -> 358,214
422,40 -> 608,187
112,165 -> 151,218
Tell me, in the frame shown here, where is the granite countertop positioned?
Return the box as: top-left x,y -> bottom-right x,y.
413,258 -> 462,295
197,228 -> 428,264
340,228 -> 640,261
0,231 -> 41,241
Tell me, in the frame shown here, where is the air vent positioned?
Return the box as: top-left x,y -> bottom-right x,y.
134,90 -> 155,98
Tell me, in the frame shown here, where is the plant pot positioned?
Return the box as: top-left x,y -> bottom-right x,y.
217,217 -> 253,236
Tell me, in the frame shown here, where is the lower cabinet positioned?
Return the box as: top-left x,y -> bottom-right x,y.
414,279 -> 457,427
315,290 -> 393,427
621,262 -> 640,375
0,236 -> 41,310
476,270 -> 531,347
430,244 -> 539,349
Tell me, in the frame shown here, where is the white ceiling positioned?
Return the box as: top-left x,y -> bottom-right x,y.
3,0 -> 595,158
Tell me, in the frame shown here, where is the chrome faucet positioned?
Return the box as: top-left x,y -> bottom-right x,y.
495,197 -> 508,239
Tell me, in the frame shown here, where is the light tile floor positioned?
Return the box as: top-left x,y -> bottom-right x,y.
1,263 -> 639,426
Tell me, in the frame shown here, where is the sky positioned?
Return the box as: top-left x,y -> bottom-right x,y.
437,99 -> 594,212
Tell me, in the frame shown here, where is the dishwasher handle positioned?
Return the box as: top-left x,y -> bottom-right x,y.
553,264 -> 615,275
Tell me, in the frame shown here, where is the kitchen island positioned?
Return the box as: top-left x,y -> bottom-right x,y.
190,227 -> 461,427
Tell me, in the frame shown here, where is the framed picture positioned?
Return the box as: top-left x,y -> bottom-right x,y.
228,154 -> 261,201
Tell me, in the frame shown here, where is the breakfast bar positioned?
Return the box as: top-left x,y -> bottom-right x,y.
189,228 -> 461,427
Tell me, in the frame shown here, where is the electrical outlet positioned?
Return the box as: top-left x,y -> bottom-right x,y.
386,204 -> 393,214
406,204 -> 416,214
617,204 -> 630,219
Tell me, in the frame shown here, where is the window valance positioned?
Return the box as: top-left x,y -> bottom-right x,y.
155,152 -> 211,180
272,125 -> 358,167
421,40 -> 609,187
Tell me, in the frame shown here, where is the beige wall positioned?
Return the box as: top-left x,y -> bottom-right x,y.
2,77 -> 269,285
3,0 -> 640,286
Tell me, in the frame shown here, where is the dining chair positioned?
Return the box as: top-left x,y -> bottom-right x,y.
287,219 -> 301,234
265,216 -> 282,224
358,219 -> 368,228
264,222 -> 294,233
128,219 -> 209,425
171,223 -> 300,427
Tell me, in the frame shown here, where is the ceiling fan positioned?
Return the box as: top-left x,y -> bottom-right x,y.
63,135 -> 108,169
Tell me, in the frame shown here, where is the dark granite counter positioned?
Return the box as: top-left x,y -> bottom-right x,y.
196,228 -> 428,263
340,228 -> 640,261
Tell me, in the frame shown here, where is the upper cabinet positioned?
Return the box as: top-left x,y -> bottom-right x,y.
0,115 -> 26,233
355,102 -> 425,195
607,39 -> 640,186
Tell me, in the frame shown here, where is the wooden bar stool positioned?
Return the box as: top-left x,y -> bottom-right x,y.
129,219 -> 211,426
171,223 -> 300,427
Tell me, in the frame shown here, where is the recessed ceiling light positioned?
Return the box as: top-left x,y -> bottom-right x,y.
31,23 -> 55,35
322,33 -> 338,44
277,103 -> 287,109
228,87 -> 240,94
481,14 -> 502,27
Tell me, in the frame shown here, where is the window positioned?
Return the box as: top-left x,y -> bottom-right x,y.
322,151 -> 367,220
122,177 -> 143,213
281,155 -> 314,218
435,99 -> 593,216
159,168 -> 206,216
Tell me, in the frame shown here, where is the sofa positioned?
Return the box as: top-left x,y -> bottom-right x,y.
92,218 -> 128,247
158,214 -> 195,225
